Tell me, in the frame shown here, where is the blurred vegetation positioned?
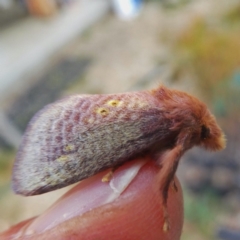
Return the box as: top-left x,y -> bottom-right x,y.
146,0 -> 190,8
183,191 -> 219,239
0,149 -> 14,198
0,150 -> 14,176
168,3 -> 240,238
224,4 -> 240,25
173,17 -> 240,104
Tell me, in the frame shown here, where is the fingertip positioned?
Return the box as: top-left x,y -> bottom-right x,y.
1,160 -> 183,240
0,218 -> 35,240
50,161 -> 183,239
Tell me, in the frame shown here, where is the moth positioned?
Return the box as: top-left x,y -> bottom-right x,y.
12,85 -> 225,231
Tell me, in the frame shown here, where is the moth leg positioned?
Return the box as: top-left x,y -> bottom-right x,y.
157,145 -> 183,232
102,170 -> 114,183
102,165 -> 121,183
172,178 -> 178,192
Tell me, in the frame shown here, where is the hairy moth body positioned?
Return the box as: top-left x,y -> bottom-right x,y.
12,85 -> 225,196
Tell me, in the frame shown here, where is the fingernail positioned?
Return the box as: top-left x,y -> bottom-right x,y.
23,158 -> 147,235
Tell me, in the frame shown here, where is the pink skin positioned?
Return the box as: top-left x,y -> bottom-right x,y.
1,158 -> 183,240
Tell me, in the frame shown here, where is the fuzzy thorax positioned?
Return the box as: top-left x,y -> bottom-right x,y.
152,85 -> 226,152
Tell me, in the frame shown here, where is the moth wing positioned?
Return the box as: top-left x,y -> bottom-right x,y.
12,91 -> 165,196
12,94 -> 98,195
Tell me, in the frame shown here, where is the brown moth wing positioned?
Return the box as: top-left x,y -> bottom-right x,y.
12,91 -> 172,196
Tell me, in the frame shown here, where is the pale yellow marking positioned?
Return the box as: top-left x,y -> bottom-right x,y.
45,178 -> 56,184
102,171 -> 113,182
96,107 -> 109,116
171,179 -> 178,192
137,101 -> 147,108
82,117 -> 89,124
127,100 -> 148,109
107,99 -> 123,107
56,155 -> 69,162
163,221 -> 170,232
87,117 -> 94,124
127,102 -> 136,109
64,144 -> 75,152
218,134 -> 226,149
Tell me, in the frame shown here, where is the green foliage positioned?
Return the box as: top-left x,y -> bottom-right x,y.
0,149 -> 14,176
184,190 -> 220,238
174,18 -> 240,102
224,4 -> 240,25
145,0 -> 190,9
0,149 -> 15,185
0,150 -> 14,198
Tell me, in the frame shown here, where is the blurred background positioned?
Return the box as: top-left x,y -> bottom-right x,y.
0,0 -> 240,239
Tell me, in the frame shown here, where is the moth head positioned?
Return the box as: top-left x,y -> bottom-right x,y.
199,110 -> 226,151
153,85 -> 226,151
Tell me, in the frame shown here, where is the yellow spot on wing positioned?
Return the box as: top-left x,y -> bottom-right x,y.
64,144 -> 75,152
96,107 -> 109,116
56,155 -> 68,162
107,99 -> 123,107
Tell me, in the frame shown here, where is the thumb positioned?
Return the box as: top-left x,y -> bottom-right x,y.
0,158 -> 183,240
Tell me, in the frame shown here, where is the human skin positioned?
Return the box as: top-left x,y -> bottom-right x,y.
0,159 -> 183,240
